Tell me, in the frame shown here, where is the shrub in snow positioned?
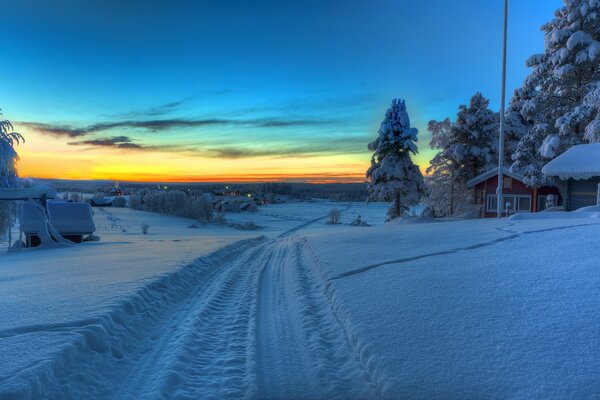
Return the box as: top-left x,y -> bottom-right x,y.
141,223 -> 150,235
511,0 -> 600,186
190,196 -> 214,223
128,194 -> 142,210
350,215 -> 369,226
327,208 -> 341,224
367,99 -> 428,220
188,222 -> 200,229
112,197 -> 127,207
229,221 -> 262,231
69,193 -> 81,202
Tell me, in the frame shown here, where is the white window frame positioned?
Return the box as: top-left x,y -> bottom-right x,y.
486,194 -> 532,213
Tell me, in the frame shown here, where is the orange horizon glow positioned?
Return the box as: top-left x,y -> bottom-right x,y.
15,129 -> 431,185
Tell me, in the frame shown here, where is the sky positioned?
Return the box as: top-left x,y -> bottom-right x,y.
0,0 -> 562,183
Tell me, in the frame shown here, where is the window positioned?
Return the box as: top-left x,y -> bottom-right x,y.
487,194 -> 532,213
503,177 -> 513,189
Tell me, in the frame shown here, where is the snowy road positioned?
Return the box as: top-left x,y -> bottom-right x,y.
70,239 -> 374,399
3,204 -> 380,399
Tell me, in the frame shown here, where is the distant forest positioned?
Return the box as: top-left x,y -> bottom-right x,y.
37,179 -> 370,202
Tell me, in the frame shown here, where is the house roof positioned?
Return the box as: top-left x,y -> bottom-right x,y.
466,167 -> 526,188
542,143 -> 600,180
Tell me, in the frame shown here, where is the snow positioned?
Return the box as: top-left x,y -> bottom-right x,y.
2,202 -> 600,398
542,143 -> 600,179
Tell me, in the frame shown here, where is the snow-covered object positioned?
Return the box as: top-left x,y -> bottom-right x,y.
540,135 -> 561,158
511,0 -> 600,186
367,99 -> 427,219
0,186 -> 57,200
542,143 -> 600,179
428,93 -> 499,184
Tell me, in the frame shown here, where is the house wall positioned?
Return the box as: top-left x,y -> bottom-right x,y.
473,174 -> 560,218
565,177 -> 600,211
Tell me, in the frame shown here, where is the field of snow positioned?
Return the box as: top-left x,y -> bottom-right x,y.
2,202 -> 600,399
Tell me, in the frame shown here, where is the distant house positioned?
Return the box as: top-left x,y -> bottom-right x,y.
213,195 -> 247,212
542,143 -> 600,210
467,167 -> 561,218
109,188 -> 123,196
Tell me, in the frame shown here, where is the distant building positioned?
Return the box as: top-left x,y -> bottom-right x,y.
467,167 -> 561,218
542,143 -> 600,211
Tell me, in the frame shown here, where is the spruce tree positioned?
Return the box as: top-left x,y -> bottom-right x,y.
366,99 -> 427,220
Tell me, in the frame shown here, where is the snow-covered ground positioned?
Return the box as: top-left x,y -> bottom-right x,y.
1,202 -> 600,399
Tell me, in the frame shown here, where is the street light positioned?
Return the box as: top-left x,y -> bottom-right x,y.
497,0 -> 508,218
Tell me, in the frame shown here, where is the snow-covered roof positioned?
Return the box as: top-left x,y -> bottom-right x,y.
466,167 -> 526,188
22,202 -> 96,234
542,144 -> 600,180
0,186 -> 57,200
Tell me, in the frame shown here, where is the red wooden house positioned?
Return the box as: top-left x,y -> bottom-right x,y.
467,167 -> 561,218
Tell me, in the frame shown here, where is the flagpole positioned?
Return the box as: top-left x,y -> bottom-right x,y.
497,0 -> 508,218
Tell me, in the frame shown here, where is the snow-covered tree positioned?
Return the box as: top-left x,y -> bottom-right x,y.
425,93 -> 498,216
0,113 -> 23,236
366,99 -> 427,220
448,93 -> 499,183
511,0 -> 600,185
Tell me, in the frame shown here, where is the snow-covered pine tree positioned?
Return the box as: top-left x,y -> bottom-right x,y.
449,93 -> 499,183
0,112 -> 24,236
425,119 -> 465,217
511,0 -> 599,185
366,99 -> 427,220
428,94 -> 499,182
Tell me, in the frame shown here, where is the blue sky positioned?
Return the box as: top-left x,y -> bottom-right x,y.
0,0 -> 563,182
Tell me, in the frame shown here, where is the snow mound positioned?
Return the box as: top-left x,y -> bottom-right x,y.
389,216 -> 439,224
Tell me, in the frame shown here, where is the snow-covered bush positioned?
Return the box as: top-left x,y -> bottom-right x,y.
128,194 -> 142,210
112,197 -> 127,207
349,215 -> 369,226
367,99 -> 428,220
69,193 -> 81,202
327,208 -> 341,224
190,196 -> 214,223
137,190 -> 214,222
141,223 -> 150,235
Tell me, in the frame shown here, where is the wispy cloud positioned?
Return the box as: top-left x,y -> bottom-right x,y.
67,136 -> 144,149
19,117 -> 338,138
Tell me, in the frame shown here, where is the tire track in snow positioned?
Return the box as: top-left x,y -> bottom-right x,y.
114,242 -> 271,400
332,222 -> 600,280
255,238 -> 379,399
